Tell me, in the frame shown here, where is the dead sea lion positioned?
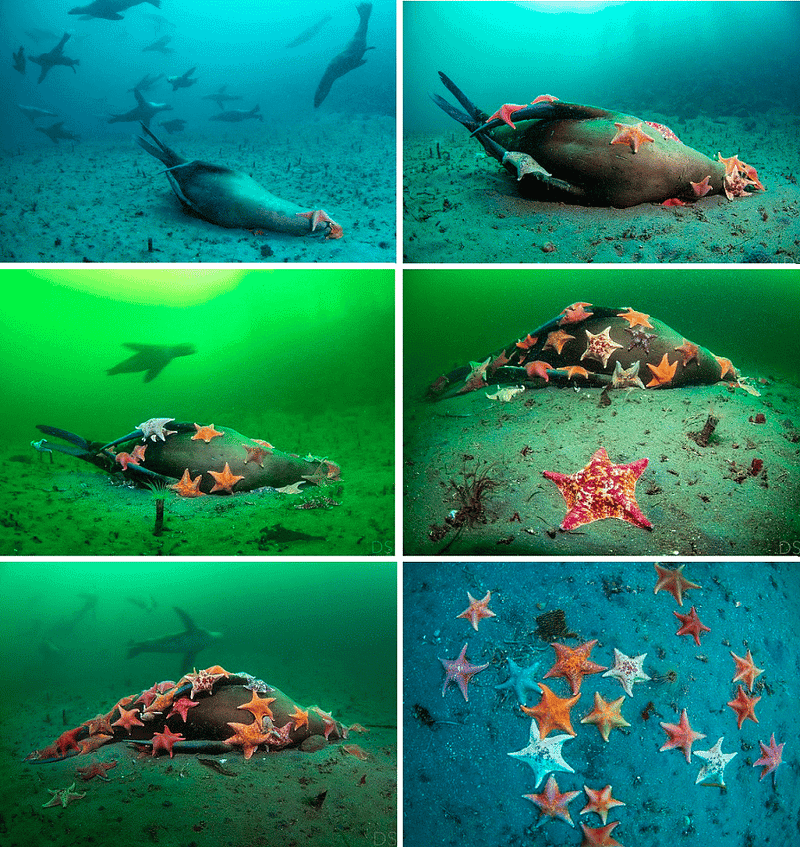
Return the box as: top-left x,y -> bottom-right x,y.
135,122 -> 343,238
432,72 -> 764,208
426,302 -> 747,400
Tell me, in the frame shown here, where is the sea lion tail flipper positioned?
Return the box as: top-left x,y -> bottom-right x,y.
429,92 -> 478,132
35,425 -> 91,451
135,121 -> 183,168
437,72 -> 484,123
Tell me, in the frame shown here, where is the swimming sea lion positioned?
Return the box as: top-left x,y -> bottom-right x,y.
426,303 -> 744,400
135,122 -> 343,238
28,32 -> 80,84
432,72 -> 764,208
108,88 -> 172,126
314,3 -> 374,108
24,667 -> 347,763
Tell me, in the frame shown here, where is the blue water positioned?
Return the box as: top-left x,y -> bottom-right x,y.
3,0 -> 395,148
405,1 -> 800,133
404,561 -> 800,847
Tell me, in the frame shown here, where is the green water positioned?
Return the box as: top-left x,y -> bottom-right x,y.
2,269 -> 394,444
0,560 -> 397,719
404,267 -> 800,400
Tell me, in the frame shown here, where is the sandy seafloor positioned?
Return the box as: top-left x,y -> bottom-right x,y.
0,405 -> 393,557
404,379 -> 800,557
0,114 -> 395,263
3,673 -> 396,847
403,111 -> 800,263
403,561 -> 800,847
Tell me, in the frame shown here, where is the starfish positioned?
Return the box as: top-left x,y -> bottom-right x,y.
167,697 -> 200,723
730,649 -> 764,692
610,360 -> 646,390
602,648 -> 650,697
520,682 -> 580,738
191,423 -> 224,443
516,334 -> 538,350
151,725 -> 184,757
523,774 -> 580,828
659,708 -> 706,762
543,329 -> 575,355
264,719 -> 294,749
237,691 -> 277,723
563,365 -> 590,380
208,461 -> 244,494
673,605 -> 710,646
559,303 -> 593,325
645,352 -> 678,387
580,327 -> 623,368
137,417 -> 177,442
290,705 -> 309,730
77,734 -> 113,755
456,590 -> 496,631
488,349 -> 511,374
136,683 -> 159,707
695,737 -> 737,788
690,175 -> 713,197
225,720 -> 270,760
75,760 -> 118,781
726,686 -> 760,729
243,443 -> 270,467
276,481 -> 305,494
653,563 -> 701,606
182,667 -> 228,699
508,720 -> 575,789
714,355 -> 737,379
310,706 -> 338,739
42,782 -> 86,808
616,307 -> 653,328
753,733 -> 784,780
83,713 -> 115,736
439,643 -> 489,702
296,209 -> 343,239
56,727 -> 83,756
623,326 -> 656,353
543,640 -> 607,696
675,339 -> 699,366
495,657 -> 543,706
113,705 -> 145,734
542,447 -> 652,531
581,692 -> 630,743
580,784 -> 625,826
485,102 -> 528,129
610,121 -> 655,153
169,468 -> 207,497
525,360 -> 553,381
580,821 -> 623,846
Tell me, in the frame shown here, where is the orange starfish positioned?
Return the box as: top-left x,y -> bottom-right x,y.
169,468 -> 207,497
191,423 -> 224,443
543,329 -> 575,355
580,692 -> 630,742
523,775 -> 580,828
730,649 -> 763,691
520,682 -> 580,738
610,121 -> 654,153
225,720 -> 270,760
208,461 -> 244,494
616,308 -> 653,328
581,784 -> 625,826
645,352 -> 678,387
456,590 -> 496,631
543,640 -> 607,696
237,691 -> 276,723
653,564 -> 701,606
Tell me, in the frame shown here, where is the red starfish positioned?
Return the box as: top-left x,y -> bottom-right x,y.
75,760 -> 118,781
673,606 -> 710,646
151,725 -> 184,758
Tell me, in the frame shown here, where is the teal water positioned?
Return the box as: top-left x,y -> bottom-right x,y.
405,1 -> 800,133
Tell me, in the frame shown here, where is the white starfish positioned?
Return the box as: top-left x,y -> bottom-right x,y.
137,417 -> 177,442
42,782 -> 86,808
602,648 -> 651,697
695,737 -> 737,788
508,720 -> 575,789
